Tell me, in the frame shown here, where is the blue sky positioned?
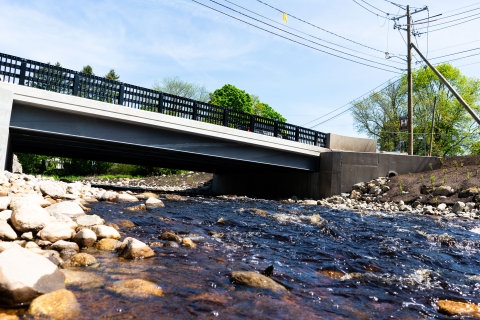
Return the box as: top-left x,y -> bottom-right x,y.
1,0 -> 479,138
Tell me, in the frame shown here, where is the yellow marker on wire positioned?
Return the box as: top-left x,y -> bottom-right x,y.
282,12 -> 288,23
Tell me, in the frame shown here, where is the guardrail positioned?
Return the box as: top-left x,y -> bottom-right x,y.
0,52 -> 326,147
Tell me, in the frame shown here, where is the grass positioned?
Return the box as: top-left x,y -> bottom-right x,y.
430,174 -> 436,187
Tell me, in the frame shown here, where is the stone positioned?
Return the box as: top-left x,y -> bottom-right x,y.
91,225 -> 121,240
116,193 -> 139,202
10,194 -> 51,209
35,239 -> 52,248
50,240 -> 79,252
45,201 -> 85,219
0,219 -> 17,240
437,203 -> 447,211
12,155 -> 22,174
452,201 -> 466,213
107,279 -> 163,298
0,196 -> 11,210
350,190 -> 361,200
27,289 -> 80,319
0,242 -> 21,253
21,231 -> 33,241
230,271 -> 287,293
98,191 -> 118,202
39,181 -> 65,199
61,269 -> 104,289
62,253 -> 97,268
0,209 -> 12,221
145,197 -> 165,209
11,202 -> 51,233
24,241 -> 39,249
165,194 -> 187,201
75,214 -> 104,227
59,249 -> 78,260
38,222 -> 75,243
118,219 -> 135,227
465,202 -> 476,212
72,228 -> 97,248
0,246 -> 65,306
432,186 -> 454,196
182,237 -> 196,248
94,238 -> 121,251
159,231 -> 182,243
105,222 -> 119,230
125,204 -> 146,211
117,237 -> 155,259
437,300 -> 480,317
164,241 -> 180,248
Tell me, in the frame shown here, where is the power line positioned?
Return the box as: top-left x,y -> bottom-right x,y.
436,51 -> 480,64
193,0 -> 402,71
429,47 -> 480,60
358,0 -> 389,14
429,39 -> 480,52
220,0 -> 403,63
254,0 -> 386,53
434,7 -> 480,21
416,11 -> 480,30
351,0 -> 388,18
421,14 -> 480,33
442,1 -> 480,14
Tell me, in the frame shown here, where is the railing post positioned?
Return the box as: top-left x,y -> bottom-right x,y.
73,74 -> 79,96
223,109 -> 229,127
192,101 -> 198,120
19,61 -> 27,86
250,115 -> 255,132
274,120 -> 279,137
314,131 -> 319,146
295,126 -> 300,142
118,84 -> 125,105
158,92 -> 164,113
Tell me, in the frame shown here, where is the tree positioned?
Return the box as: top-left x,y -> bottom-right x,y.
105,69 -> 120,81
251,95 -> 287,122
81,65 -> 94,75
352,63 -> 480,156
153,76 -> 210,102
209,84 -> 253,113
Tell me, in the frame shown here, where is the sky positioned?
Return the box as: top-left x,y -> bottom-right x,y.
1,0 -> 480,139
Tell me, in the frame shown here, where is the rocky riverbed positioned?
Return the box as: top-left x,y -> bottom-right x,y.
1,169 -> 480,318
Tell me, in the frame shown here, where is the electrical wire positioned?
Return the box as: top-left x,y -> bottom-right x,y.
302,75 -> 400,126
358,0 -> 389,14
436,51 -> 480,64
434,6 -> 480,21
351,0 -> 388,18
416,11 -> 480,29
254,0 -> 387,53
442,1 -> 480,14
421,15 -> 480,33
429,39 -> 480,52
195,0 -> 402,71
429,47 -> 480,60
220,0 -> 402,63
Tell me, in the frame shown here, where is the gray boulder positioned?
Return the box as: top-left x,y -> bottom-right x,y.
11,202 -> 51,233
72,229 -> 97,248
38,222 -> 75,243
0,219 -> 17,240
75,214 -> 104,227
45,201 -> 85,219
39,181 -> 65,199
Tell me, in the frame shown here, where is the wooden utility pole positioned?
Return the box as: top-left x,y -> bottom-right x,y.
429,96 -> 437,156
407,5 -> 413,155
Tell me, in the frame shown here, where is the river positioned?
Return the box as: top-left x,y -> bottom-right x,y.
46,196 -> 480,318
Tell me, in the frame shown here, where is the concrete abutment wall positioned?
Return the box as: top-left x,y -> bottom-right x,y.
0,87 -> 13,172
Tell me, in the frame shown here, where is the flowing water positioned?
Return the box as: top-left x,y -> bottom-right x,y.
14,197 -> 480,318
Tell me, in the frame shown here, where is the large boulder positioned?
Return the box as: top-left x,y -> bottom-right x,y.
75,214 -> 104,227
37,222 -> 75,243
0,247 -> 65,306
0,196 -> 11,210
94,238 -> 121,251
146,197 -> 164,209
116,193 -> 139,202
107,279 -> 163,298
39,181 -> 65,199
50,240 -> 79,253
117,237 -> 154,259
10,194 -> 51,209
91,225 -> 120,240
0,219 -> 17,240
45,201 -> 85,219
0,209 -> 12,221
11,202 -> 51,233
72,228 -> 97,248
230,271 -> 287,293
27,289 -> 80,319
62,253 -> 97,268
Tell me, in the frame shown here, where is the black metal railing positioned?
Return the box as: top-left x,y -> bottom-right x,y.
0,52 -> 327,147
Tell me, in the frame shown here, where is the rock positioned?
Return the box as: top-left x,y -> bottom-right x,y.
98,191 -> 117,202
62,253 -> 97,268
117,237 -> 155,259
61,269 -> 104,289
91,225 -> 121,240
27,289 -> 80,319
37,249 -> 64,267
159,231 -> 182,243
24,241 -> 39,249
21,231 -> 33,241
0,242 -> 21,253
12,155 -> 22,174
459,187 -> 480,198
116,193 -> 139,202
0,209 -> 12,221
182,237 -> 196,248
50,240 -> 79,252
72,228 -> 97,248
45,201 -> 85,219
302,200 -> 318,205
10,194 -> 51,208
105,222 -> 119,230
107,279 -> 163,298
118,219 -> 135,227
145,197 -> 164,209
437,299 -> 480,317
164,241 -> 180,248
13,240 -> 26,247
0,196 -> 11,210
433,186 -> 454,196
39,181 -> 65,199
125,203 -> 146,211
165,194 -> 187,201
35,239 -> 52,248
75,214 -> 104,227
0,219 -> 17,240
465,202 -> 476,212
94,238 -> 121,251
452,201 -> 466,213
135,192 -> 159,200
38,222 -> 75,243
11,202 -> 51,233
350,190 -> 362,200
437,203 -> 447,211
230,271 -> 287,293
59,249 -> 78,260
0,246 -> 65,306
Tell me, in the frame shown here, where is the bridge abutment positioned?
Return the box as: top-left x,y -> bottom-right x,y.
0,86 -> 13,171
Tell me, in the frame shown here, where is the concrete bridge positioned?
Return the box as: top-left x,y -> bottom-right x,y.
0,52 -> 438,199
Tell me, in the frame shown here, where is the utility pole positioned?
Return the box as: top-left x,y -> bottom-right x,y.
429,96 -> 437,156
406,5 -> 413,155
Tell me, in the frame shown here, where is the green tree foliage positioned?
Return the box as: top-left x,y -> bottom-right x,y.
352,63 -> 480,156
153,76 -> 210,102
209,84 -> 253,114
105,69 -> 120,81
81,65 -> 94,75
251,94 -> 286,122
62,159 -> 113,176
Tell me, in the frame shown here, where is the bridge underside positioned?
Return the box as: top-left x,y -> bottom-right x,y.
9,103 -> 320,173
